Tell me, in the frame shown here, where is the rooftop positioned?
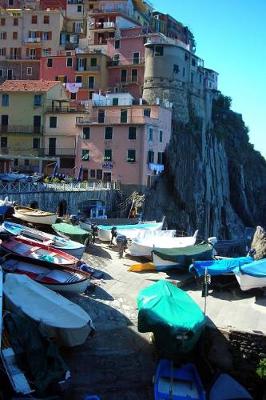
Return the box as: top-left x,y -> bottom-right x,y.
0,80 -> 61,92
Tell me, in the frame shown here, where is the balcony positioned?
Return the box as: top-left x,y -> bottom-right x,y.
76,115 -> 158,126
76,65 -> 100,72
107,57 -> 145,67
91,21 -> 116,30
0,125 -> 43,134
24,37 -> 41,44
44,148 -> 76,156
46,105 -> 86,113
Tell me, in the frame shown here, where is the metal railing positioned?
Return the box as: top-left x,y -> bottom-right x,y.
46,105 -> 86,113
44,148 -> 76,156
76,115 -> 158,125
76,65 -> 100,72
107,57 -> 145,66
0,180 -> 118,194
0,125 -> 43,134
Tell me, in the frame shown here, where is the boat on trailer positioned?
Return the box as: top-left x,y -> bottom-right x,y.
13,205 -> 57,225
2,220 -> 85,259
154,360 -> 206,400
3,273 -> 95,347
1,253 -> 90,294
1,236 -> 78,267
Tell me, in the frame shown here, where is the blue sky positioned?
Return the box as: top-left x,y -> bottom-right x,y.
151,0 -> 266,159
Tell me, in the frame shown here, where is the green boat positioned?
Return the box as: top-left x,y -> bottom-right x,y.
52,222 -> 91,245
152,243 -> 214,271
137,280 -> 206,357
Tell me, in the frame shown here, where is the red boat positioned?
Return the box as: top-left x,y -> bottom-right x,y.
1,236 -> 78,267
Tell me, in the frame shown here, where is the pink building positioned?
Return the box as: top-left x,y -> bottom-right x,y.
107,27 -> 145,98
75,98 -> 172,189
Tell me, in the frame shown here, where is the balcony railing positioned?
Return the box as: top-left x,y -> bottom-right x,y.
76,115 -> 158,125
76,65 -> 100,72
44,148 -> 76,156
24,37 -> 41,43
0,125 -> 43,134
46,105 -> 86,113
107,57 -> 145,67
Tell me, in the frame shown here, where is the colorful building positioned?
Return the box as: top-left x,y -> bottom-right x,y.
0,79 -> 67,172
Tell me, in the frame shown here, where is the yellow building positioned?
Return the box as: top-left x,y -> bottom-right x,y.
0,79 -> 68,173
75,51 -> 109,94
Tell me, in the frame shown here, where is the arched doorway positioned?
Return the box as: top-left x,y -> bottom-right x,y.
29,201 -> 38,209
57,200 -> 67,217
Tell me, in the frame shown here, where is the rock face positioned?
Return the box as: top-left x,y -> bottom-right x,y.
251,226 -> 266,260
142,43 -> 266,239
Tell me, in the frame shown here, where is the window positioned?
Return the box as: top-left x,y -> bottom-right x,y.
26,67 -> 32,75
173,64 -> 179,74
192,58 -> 196,67
0,48 -> 6,56
83,127 -> 90,139
133,52 -> 140,64
98,110 -> 105,123
13,31 -> 18,40
49,116 -> 57,128
47,58 -> 53,68
24,159 -> 30,167
66,57 -> 73,67
104,149 -> 112,161
75,75 -> 82,83
34,94 -> 42,107
127,149 -> 136,163
148,128 -> 153,142
13,18 -> 18,26
88,76 -> 94,89
185,53 -> 189,61
112,98 -> 118,106
96,169 -> 102,180
114,39 -> 120,49
120,109 -> 127,123
14,158 -> 18,166
70,92 -> 76,100
2,94 -> 9,107
31,15 -> 37,24
1,137 -> 7,148
147,150 -> 154,163
144,108 -> 151,117
0,69 -> 3,77
82,149 -> 90,160
183,67 -> 185,77
191,72 -> 194,84
91,57 -> 97,67
0,32 -> 7,40
90,169 -> 95,178
1,18 -> 5,26
154,45 -> 163,56
113,53 -> 119,65
44,15 -> 49,24
105,127 -> 113,140
157,152 -> 164,164
129,126 -> 136,140
159,130 -> 163,142
9,0 -> 14,6
121,69 -> 127,82
77,5 -> 82,12
131,69 -> 138,82
33,138 -> 40,149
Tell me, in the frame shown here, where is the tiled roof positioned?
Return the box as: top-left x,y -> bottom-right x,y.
0,80 -> 61,92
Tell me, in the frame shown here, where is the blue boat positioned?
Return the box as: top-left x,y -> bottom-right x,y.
189,256 -> 253,277
209,373 -> 253,399
154,360 -> 206,400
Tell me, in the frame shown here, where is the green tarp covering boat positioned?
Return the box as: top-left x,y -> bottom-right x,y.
137,280 -> 206,357
52,222 -> 91,244
152,243 -> 213,270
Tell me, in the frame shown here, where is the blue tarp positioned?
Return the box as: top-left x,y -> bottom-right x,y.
240,258 -> 266,277
189,256 -> 253,277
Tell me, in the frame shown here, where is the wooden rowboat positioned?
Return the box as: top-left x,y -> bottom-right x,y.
1,236 -> 78,267
13,206 -> 57,225
1,253 -> 91,294
3,273 -> 95,347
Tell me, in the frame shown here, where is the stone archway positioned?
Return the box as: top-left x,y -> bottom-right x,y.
57,200 -> 67,217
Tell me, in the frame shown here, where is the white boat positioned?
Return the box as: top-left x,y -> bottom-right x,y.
127,230 -> 198,258
234,258 -> 266,291
3,273 -> 95,347
98,221 -> 164,242
13,206 -> 57,225
80,217 -> 139,232
2,220 -> 85,259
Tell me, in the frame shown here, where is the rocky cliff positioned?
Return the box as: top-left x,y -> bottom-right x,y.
144,93 -> 266,239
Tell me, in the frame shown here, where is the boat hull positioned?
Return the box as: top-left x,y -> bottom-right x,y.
152,253 -> 180,270
14,207 -> 57,225
3,273 -> 94,347
235,272 -> 266,291
98,222 -> 164,242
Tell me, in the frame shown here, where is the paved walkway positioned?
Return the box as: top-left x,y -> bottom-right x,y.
63,241 -> 266,400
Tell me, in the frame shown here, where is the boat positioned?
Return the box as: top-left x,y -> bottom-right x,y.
1,236 -> 78,267
1,253 -> 90,294
137,280 -> 206,357
13,206 -> 57,225
2,220 -> 85,259
234,258 -> 266,291
52,222 -> 92,244
0,197 -> 14,218
126,229 -> 181,257
154,360 -> 206,400
80,217 -> 139,231
189,256 -> 254,277
3,273 -> 95,347
209,373 -> 253,399
151,242 -> 213,270
97,221 -> 164,242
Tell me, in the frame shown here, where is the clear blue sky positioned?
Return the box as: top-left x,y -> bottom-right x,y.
151,0 -> 266,159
